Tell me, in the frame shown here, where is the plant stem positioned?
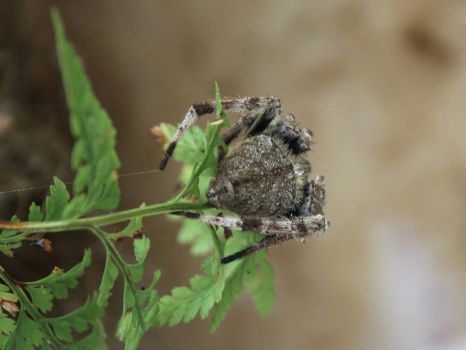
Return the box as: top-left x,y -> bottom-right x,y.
207,225 -> 223,263
0,201 -> 211,237
0,270 -> 63,349
91,227 -> 146,329
174,122 -> 223,202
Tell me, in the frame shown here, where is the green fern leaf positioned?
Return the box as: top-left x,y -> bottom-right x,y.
210,231 -> 276,331
27,203 -> 43,222
97,254 -> 119,308
65,320 -> 106,350
209,232 -> 257,331
0,283 -> 18,304
177,219 -> 212,256
0,310 -> 16,348
48,296 -> 103,344
117,270 -> 161,350
96,230 -> 160,350
157,257 -> 225,326
210,256 -> 253,332
1,249 -> 95,348
127,236 -> 150,284
51,8 -> 120,218
26,287 -> 54,313
5,311 -> 44,350
245,251 -> 276,316
45,177 -> 70,221
4,294 -> 103,349
0,216 -> 22,256
26,249 -> 92,301
106,213 -> 143,240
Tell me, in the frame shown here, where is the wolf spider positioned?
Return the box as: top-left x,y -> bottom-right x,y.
160,96 -> 329,263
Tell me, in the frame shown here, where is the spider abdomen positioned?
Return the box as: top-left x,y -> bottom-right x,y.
207,134 -> 310,217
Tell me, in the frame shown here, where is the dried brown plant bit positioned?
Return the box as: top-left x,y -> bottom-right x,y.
183,194 -> 198,201
163,96 -> 328,263
34,238 -> 53,253
52,266 -> 63,275
132,229 -> 144,239
150,125 -> 167,146
1,300 -> 19,317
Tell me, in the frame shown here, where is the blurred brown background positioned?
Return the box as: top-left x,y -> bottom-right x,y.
1,1 -> 466,349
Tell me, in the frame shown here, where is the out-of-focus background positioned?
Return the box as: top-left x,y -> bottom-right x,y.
1,1 -> 466,349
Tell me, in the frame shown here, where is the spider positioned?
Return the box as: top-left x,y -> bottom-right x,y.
160,96 -> 329,264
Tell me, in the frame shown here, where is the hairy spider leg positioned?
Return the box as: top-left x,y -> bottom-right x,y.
170,211 -> 329,263
218,105 -> 282,161
264,113 -> 313,155
171,211 -> 328,236
244,104 -> 282,137
225,110 -> 313,157
221,234 -> 291,264
159,96 -> 281,170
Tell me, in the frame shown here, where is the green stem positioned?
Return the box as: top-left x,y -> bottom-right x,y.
0,270 -> 63,349
0,201 -> 211,240
91,228 -> 146,329
174,123 -> 223,202
207,225 -> 223,263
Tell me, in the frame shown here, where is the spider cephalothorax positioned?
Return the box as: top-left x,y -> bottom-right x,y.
160,96 -> 328,263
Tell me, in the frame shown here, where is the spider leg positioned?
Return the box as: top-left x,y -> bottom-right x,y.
170,211 -> 328,237
221,234 -> 291,264
266,113 -> 313,155
159,102 -> 215,170
218,106 -> 280,162
294,175 -> 326,216
170,211 -> 328,263
159,96 -> 281,170
244,103 -> 281,137
221,114 -> 255,145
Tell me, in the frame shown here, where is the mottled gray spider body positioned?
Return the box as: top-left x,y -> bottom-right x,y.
207,133 -> 310,217
160,96 -> 328,263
